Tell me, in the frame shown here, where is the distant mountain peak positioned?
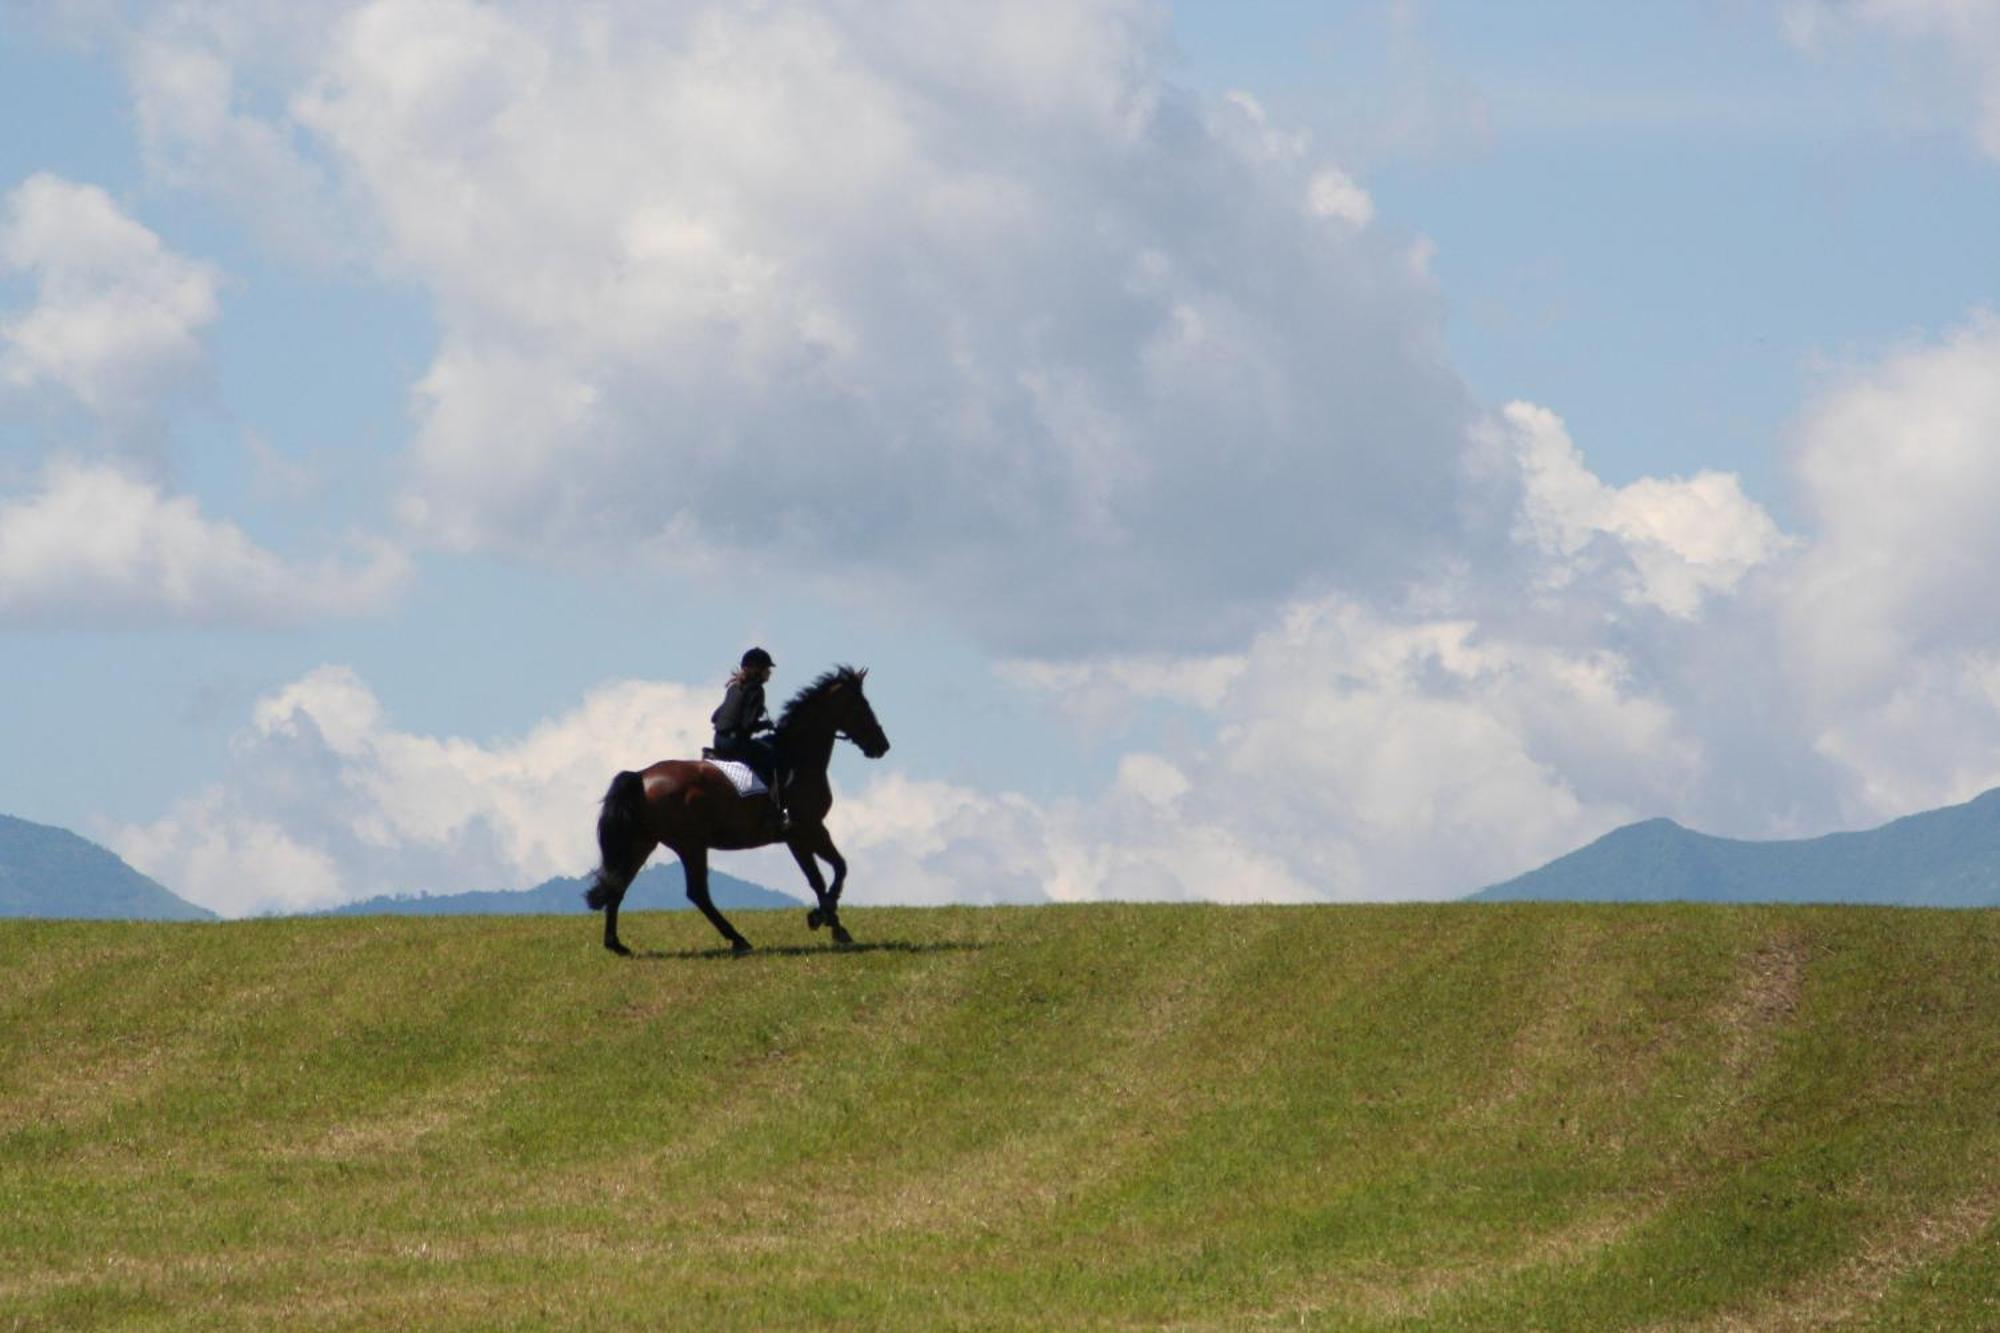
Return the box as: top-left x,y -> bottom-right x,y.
1474,787 -> 2000,907
1609,816 -> 1688,835
0,813 -> 215,921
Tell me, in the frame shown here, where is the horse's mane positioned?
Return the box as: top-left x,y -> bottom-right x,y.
777,665 -> 867,730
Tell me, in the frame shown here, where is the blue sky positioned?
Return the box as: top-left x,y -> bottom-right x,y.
5,1 -> 2000,915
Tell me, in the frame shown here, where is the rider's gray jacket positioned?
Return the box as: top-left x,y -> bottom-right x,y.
711,680 -> 771,746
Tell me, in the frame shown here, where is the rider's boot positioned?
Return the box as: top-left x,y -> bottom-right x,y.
770,774 -> 792,837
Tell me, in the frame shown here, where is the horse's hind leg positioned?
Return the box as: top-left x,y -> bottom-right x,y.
682,847 -> 752,955
587,842 -> 654,957
587,770 -> 656,956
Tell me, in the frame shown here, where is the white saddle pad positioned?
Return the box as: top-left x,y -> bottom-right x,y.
705,759 -> 768,797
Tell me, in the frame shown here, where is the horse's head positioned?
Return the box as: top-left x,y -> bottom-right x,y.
831,667 -> 891,759
779,665 -> 891,758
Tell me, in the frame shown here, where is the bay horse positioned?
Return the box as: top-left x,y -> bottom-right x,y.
584,665 -> 890,955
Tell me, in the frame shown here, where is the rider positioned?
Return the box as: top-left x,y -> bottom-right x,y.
711,647 -> 789,832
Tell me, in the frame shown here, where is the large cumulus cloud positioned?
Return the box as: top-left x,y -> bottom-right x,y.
99,0 -> 1472,654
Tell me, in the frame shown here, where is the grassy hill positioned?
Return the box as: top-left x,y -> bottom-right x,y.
3,904 -> 1997,1329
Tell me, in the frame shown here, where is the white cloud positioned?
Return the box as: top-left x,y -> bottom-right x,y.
1167,596 -> 1698,898
895,586 -> 1702,906
0,174 -> 410,627
1784,314 -> 2000,702
1047,810 -> 1320,905
1307,167 -> 1375,227
1113,752 -> 1193,806
0,173 -> 219,438
0,460 -> 406,626
112,660 -> 1061,915
1810,651 -> 2000,819
108,4 -> 356,263
111,791 -> 347,917
1786,0 -> 2000,157
110,667 -> 720,915
988,584 -> 1712,903
994,651 -> 1246,734
1495,400 -> 1794,618
102,0 -> 1469,655
1776,312 -> 2000,817
825,759 -> 1312,908
828,772 -> 1062,906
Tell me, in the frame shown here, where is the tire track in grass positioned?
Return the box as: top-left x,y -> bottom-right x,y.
643,907 -> 1258,1257
1477,915 -> 1990,1331
1249,912 -> 1679,1324
1011,908 -> 1517,1324
1658,1181 -> 2000,1331
808,906 -> 1296,1247
1273,916 -> 1807,1327
498,907 -> 1002,1252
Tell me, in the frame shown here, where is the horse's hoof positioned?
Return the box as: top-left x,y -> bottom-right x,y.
806,908 -> 823,931
606,940 -> 632,957
831,925 -> 855,947
731,938 -> 754,956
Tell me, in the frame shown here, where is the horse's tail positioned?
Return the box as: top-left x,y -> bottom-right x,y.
585,770 -> 649,911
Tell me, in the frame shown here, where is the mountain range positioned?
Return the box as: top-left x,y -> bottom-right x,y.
322,863 -> 801,916
0,811 -> 795,920
1473,787 -> 2000,905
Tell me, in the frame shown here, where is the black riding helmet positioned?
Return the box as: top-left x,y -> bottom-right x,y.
741,646 -> 775,670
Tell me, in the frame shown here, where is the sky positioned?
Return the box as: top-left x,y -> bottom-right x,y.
4,0 -> 2000,917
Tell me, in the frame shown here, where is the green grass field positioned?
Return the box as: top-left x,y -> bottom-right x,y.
4,903 -> 1998,1329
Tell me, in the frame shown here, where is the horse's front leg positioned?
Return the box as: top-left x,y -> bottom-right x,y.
790,840 -> 834,930
816,827 -> 847,910
792,829 -> 852,946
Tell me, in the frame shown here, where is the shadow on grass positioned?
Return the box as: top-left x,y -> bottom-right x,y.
622,939 -> 986,962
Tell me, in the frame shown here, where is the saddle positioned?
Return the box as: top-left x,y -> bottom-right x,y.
698,750 -> 773,799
